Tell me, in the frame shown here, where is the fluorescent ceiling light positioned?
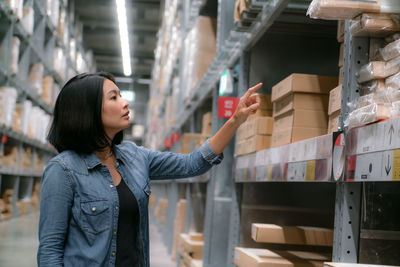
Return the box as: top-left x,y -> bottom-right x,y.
116,0 -> 132,76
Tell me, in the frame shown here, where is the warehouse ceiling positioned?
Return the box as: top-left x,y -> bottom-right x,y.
74,0 -> 161,79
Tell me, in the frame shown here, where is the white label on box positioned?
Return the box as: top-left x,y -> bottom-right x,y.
236,156 -> 249,169
289,143 -> 299,162
381,118 -> 400,151
256,166 -> 268,181
355,152 -> 385,181
357,123 -> 379,154
255,150 -> 265,167
381,150 -> 394,181
287,162 -> 306,181
303,138 -> 318,161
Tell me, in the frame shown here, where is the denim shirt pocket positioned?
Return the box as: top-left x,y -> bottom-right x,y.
80,199 -> 110,234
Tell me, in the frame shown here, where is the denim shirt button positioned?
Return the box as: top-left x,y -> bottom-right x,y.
109,184 -> 114,188
115,206 -> 119,210
91,207 -> 96,212
112,252 -> 115,257
113,231 -> 117,236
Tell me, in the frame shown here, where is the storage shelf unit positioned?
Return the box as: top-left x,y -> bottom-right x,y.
0,0 -> 93,221
148,0 -> 400,266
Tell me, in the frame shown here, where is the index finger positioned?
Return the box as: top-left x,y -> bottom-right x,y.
244,83 -> 263,98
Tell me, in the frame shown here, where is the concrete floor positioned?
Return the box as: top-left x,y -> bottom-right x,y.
0,212 -> 176,267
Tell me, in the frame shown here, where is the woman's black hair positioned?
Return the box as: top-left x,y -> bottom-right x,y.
47,72 -> 124,153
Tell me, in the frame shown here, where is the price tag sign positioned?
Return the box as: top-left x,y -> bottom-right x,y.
217,97 -> 239,118
164,137 -> 172,148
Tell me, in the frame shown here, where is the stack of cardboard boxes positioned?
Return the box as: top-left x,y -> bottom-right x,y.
155,198 -> 169,226
31,182 -> 41,211
201,112 -> 212,138
1,189 -> 13,220
235,223 -> 333,267
179,233 -> 204,267
172,199 -> 187,261
179,133 -> 207,154
235,94 -> 273,155
271,74 -> 338,147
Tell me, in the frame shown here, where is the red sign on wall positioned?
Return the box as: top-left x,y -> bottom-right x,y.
171,132 -> 180,143
164,137 -> 172,148
217,97 -> 239,119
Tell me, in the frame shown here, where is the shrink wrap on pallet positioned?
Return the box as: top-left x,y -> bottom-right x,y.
345,103 -> 391,128
46,0 -> 59,27
10,37 -> 20,74
42,76 -> 53,105
380,38 -> 400,61
358,57 -> 400,83
28,63 -> 44,95
307,0 -> 400,20
21,7 -> 34,35
386,71 -> 400,90
6,0 -> 23,19
350,13 -> 400,37
385,32 -> 400,43
0,87 -> 17,128
360,79 -> 386,95
12,104 -> 22,133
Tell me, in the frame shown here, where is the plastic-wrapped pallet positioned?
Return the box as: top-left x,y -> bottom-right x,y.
181,16 -> 216,102
369,38 -> 385,61
358,57 -> 400,83
21,7 -> 34,35
46,0 -> 59,27
42,76 -> 53,104
307,0 -> 400,20
380,38 -> 400,61
386,32 -> 400,44
28,63 -> 44,95
10,37 -> 20,74
351,89 -> 398,110
350,13 -> 400,37
0,87 -> 17,128
6,0 -> 23,19
54,47 -> 67,80
360,79 -> 386,95
386,71 -> 400,90
69,38 -> 76,64
345,103 -> 391,129
12,104 -> 22,133
57,7 -> 68,45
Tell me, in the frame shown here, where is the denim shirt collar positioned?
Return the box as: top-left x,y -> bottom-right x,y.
82,147 -> 124,170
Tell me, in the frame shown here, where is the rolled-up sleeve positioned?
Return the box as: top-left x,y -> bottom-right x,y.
147,139 -> 223,180
37,160 -> 73,267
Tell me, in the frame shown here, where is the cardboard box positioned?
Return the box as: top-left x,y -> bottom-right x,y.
234,247 -> 328,267
328,85 -> 342,115
271,74 -> 338,102
251,224 -> 334,246
350,13 -> 400,38
10,37 -> 20,74
338,67 -> 343,84
236,135 -> 272,156
338,43 -> 344,68
271,127 -> 327,148
172,200 -> 187,261
179,233 -> 203,259
337,20 -> 345,43
201,112 -> 212,137
273,93 -> 329,118
248,109 -> 273,120
274,109 -> 328,130
180,133 -> 207,154
237,117 -> 274,141
196,17 -> 217,53
328,110 -> 340,134
258,94 -> 273,110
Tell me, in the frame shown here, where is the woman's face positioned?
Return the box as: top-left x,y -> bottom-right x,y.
102,79 -> 130,138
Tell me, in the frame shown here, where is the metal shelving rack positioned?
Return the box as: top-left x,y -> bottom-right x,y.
149,0 -> 400,266
0,0 -> 92,221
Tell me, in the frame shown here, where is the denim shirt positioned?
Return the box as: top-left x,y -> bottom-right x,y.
37,140 -> 223,267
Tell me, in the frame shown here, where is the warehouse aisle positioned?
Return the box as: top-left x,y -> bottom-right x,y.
149,220 -> 176,267
0,212 -> 175,267
0,212 -> 39,267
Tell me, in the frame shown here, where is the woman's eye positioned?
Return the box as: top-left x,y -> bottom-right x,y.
111,96 -> 117,100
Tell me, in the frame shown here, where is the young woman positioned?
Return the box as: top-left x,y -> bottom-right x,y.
37,72 -> 262,267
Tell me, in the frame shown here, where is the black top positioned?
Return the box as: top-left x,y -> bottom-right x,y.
115,178 -> 139,267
